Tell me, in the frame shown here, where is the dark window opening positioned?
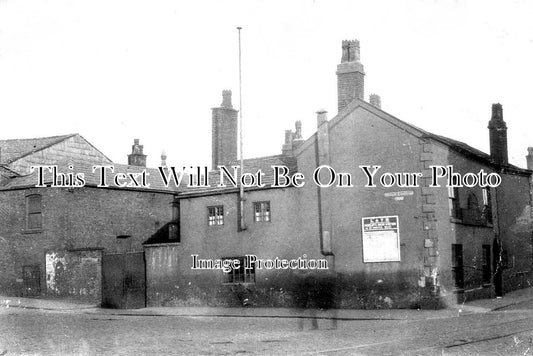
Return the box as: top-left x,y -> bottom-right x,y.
467,192 -> 479,210
223,256 -> 255,284
482,188 -> 493,224
482,244 -> 491,284
26,194 -> 42,230
22,265 -> 40,297
452,244 -> 464,289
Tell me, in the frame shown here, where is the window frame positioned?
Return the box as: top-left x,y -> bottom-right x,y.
448,187 -> 462,220
222,256 -> 255,284
482,188 -> 493,224
253,201 -> 271,223
207,205 -> 224,226
26,194 -> 43,231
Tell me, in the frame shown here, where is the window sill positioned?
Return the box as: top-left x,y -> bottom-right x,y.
21,229 -> 43,235
222,282 -> 255,286
449,218 -> 493,228
143,242 -> 181,248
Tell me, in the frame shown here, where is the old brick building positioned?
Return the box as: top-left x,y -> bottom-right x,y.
144,39 -> 533,309
2,39 -> 532,310
0,135 -> 177,305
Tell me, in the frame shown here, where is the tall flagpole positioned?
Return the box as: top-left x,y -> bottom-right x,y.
237,26 -> 246,231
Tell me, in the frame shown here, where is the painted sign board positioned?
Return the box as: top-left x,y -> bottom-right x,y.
361,215 -> 401,262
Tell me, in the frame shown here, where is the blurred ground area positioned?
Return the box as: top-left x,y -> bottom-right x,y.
1,287 -> 533,355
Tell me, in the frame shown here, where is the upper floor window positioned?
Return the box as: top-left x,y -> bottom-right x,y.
467,192 -> 479,210
208,206 -> 224,226
253,201 -> 271,222
448,187 -> 462,220
26,194 -> 42,230
482,188 -> 493,224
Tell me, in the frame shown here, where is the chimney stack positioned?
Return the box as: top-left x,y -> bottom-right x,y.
128,139 -> 147,167
294,121 -> 302,139
221,90 -> 233,108
161,150 -> 167,168
281,130 -> 294,156
488,103 -> 508,165
212,90 -> 238,170
281,121 -> 305,155
337,39 -> 365,113
317,109 -> 328,127
369,94 -> 381,109
526,147 -> 533,170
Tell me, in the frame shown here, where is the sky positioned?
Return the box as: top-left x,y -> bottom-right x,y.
0,0 -> 532,168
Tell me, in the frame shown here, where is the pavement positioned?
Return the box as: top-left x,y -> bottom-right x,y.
2,286 -> 533,321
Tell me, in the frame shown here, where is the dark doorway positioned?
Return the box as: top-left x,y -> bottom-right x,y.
451,244 -> 464,289
22,265 -> 40,297
102,252 -> 146,309
493,238 -> 503,297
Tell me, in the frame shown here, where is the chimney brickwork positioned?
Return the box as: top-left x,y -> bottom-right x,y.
212,90 -> 238,170
337,40 -> 365,113
488,103 -> 508,165
128,139 -> 147,167
526,147 -> 533,171
369,94 -> 381,109
161,150 -> 167,168
281,120 -> 305,155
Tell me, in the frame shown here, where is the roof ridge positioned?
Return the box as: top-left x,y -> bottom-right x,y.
0,133 -> 77,143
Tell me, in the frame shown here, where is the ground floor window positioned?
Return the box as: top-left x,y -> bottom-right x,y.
482,244 -> 491,284
223,256 -> 255,284
452,244 -> 464,289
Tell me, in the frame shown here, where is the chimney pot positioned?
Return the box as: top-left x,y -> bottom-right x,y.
161,150 -> 167,167
221,90 -> 233,108
491,103 -> 503,121
527,147 -> 533,170
294,120 -> 302,139
128,139 -> 147,167
369,94 -> 381,109
337,39 -> 365,112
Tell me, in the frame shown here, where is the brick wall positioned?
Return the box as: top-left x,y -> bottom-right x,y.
212,107 -> 238,169
0,186 -> 175,298
337,71 -> 364,112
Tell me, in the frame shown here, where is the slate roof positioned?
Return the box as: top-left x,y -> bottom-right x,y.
323,99 -> 531,175
176,154 -> 298,197
0,151 -> 299,195
424,132 -> 528,174
0,134 -> 77,164
0,160 -> 179,193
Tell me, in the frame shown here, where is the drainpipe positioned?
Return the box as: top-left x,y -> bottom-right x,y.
315,109 -> 335,266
